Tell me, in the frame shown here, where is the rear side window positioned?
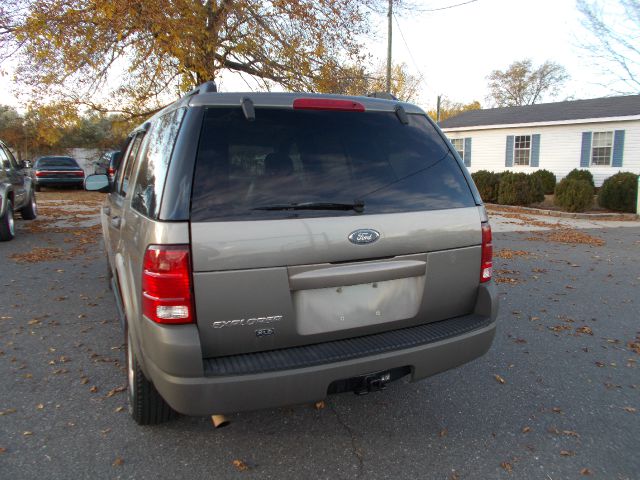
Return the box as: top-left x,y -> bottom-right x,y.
131,108 -> 185,218
191,108 -> 475,221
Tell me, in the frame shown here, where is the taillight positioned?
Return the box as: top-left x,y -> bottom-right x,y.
35,170 -> 44,177
74,170 -> 85,177
293,98 -> 365,112
480,223 -> 493,283
142,245 -> 195,324
107,167 -> 115,176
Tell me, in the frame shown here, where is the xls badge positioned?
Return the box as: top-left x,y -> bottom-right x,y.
211,315 -> 283,329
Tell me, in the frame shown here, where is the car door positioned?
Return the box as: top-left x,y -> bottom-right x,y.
105,133 -> 145,270
0,145 -> 26,209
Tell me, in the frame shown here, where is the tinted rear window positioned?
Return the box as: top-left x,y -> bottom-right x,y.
191,108 -> 474,221
37,157 -> 79,168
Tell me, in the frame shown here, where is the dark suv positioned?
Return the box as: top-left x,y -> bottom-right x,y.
0,140 -> 38,241
86,84 -> 498,425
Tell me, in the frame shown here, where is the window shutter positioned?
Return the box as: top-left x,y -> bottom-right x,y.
580,132 -> 592,167
505,135 -> 514,167
464,137 -> 472,167
612,130 -> 625,167
530,134 -> 540,167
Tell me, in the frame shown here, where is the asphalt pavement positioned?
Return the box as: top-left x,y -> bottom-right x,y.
1,192 -> 638,480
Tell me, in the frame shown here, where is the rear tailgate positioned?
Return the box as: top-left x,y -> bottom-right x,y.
191,209 -> 482,357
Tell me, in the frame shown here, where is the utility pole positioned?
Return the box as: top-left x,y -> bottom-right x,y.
386,0 -> 393,93
436,95 -> 441,123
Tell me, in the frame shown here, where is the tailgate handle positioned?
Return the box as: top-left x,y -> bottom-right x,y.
289,260 -> 426,291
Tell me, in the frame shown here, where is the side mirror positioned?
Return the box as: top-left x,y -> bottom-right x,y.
85,174 -> 110,193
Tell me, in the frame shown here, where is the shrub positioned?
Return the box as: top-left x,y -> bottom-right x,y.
531,169 -> 556,195
471,170 -> 501,203
565,169 -> 595,188
597,172 -> 639,212
528,174 -> 546,203
498,172 -> 536,206
554,178 -> 594,212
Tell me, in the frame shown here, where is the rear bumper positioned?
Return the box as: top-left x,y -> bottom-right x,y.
145,309 -> 497,415
35,177 -> 84,186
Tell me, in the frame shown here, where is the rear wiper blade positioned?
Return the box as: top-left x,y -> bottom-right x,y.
252,201 -> 365,213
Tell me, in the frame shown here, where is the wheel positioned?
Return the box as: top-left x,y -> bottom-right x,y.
20,192 -> 37,220
34,184 -> 41,192
126,327 -> 177,425
0,199 -> 15,241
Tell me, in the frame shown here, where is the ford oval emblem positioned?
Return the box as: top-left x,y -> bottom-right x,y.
348,229 -> 380,245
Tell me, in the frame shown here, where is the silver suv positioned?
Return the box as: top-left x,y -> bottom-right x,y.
86,84 -> 498,425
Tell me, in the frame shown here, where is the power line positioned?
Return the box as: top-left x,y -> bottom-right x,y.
411,0 -> 479,13
392,13 -> 434,93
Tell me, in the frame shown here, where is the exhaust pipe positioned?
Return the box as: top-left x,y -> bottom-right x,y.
211,414 -> 230,428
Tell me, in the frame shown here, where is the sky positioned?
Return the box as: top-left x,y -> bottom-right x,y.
0,0 -> 631,112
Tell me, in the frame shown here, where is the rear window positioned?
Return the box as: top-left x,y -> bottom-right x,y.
191,108 -> 475,221
37,157 -> 79,168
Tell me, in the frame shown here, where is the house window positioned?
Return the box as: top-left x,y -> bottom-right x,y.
513,135 -> 531,166
591,131 -> 613,166
451,138 -> 464,162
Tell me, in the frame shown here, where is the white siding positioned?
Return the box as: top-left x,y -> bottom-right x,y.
444,119 -> 640,186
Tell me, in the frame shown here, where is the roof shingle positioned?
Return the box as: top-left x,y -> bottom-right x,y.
439,94 -> 640,129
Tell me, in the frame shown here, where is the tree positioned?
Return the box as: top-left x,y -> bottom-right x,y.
0,106 -> 26,159
427,97 -> 481,122
313,62 -> 422,102
0,0 -> 378,117
577,0 -> 640,93
486,59 -> 569,107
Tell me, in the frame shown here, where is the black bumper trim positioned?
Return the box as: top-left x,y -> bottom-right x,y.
203,315 -> 492,377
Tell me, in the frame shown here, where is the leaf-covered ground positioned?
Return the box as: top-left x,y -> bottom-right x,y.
0,192 -> 638,479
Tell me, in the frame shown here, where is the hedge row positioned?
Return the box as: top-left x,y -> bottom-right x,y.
471,170 -> 552,206
471,168 -> 638,213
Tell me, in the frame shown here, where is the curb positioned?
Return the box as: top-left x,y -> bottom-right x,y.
485,203 -> 639,221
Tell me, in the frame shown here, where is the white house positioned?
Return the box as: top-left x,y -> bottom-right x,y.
439,95 -> 640,186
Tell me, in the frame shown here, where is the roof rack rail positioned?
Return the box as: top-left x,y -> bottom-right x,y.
367,92 -> 398,101
185,81 -> 218,97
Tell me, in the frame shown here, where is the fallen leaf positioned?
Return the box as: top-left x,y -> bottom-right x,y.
23,431 -> 33,436
89,386 -> 98,393
623,406 -> 636,413
595,361 -> 605,368
80,377 -> 89,385
580,468 -> 592,475
494,374 -> 506,385
551,407 -> 563,414
576,326 -> 593,335
560,450 -> 575,457
105,385 -> 127,398
114,406 -> 125,413
500,461 -> 513,473
313,401 -> 325,410
232,459 -> 249,472
36,404 -> 44,410
112,457 -> 124,466
562,430 -> 579,437
439,428 -> 448,437
0,408 -> 16,416
522,426 -> 531,433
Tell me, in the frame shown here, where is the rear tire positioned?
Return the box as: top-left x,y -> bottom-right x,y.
0,199 -> 15,241
126,327 -> 177,425
34,184 -> 41,192
20,192 -> 37,220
